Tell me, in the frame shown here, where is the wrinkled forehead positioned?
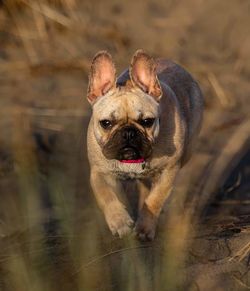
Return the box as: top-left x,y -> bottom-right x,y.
92,89 -> 159,120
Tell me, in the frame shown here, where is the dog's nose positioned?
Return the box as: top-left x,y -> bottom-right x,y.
122,127 -> 137,141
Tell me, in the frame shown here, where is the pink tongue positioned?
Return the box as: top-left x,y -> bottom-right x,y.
120,158 -> 145,164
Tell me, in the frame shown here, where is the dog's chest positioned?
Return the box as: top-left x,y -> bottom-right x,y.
109,160 -> 165,180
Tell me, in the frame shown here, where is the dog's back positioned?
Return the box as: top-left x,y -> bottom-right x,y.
156,59 -> 203,165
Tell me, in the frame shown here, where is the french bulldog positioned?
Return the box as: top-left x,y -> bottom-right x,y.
86,50 -> 203,241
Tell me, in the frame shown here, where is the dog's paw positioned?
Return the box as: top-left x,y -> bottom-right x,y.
104,201 -> 134,238
135,206 -> 157,241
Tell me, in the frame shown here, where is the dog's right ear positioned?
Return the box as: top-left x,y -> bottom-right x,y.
87,51 -> 116,105
130,50 -> 162,102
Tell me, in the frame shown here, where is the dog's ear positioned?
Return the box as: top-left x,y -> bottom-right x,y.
130,50 -> 162,102
87,51 -> 116,104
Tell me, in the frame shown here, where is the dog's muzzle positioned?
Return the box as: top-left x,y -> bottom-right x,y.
102,125 -> 152,161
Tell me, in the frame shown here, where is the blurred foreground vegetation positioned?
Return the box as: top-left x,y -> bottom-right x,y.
0,0 -> 250,290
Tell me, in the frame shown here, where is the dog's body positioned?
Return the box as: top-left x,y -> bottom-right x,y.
87,50 -> 203,240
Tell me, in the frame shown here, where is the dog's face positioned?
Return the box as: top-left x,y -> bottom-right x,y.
92,89 -> 159,161
87,50 -> 163,162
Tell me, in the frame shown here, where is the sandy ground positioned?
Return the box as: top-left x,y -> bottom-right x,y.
0,0 -> 250,290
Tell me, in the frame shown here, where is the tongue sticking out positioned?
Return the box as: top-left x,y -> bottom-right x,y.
119,147 -> 144,163
120,158 -> 145,164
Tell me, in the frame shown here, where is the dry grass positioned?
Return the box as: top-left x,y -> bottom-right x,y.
0,0 -> 250,290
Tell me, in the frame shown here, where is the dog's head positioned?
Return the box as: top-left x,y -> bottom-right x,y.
87,50 -> 163,163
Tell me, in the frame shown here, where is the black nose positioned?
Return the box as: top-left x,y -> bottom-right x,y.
122,126 -> 137,141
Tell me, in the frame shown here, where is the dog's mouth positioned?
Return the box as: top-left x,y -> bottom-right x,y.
118,147 -> 145,163
102,126 -> 152,163
120,158 -> 145,164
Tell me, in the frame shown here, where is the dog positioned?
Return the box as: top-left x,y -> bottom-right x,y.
86,50 -> 203,241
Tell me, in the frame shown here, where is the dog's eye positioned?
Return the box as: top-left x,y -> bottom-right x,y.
100,119 -> 113,129
139,118 -> 155,128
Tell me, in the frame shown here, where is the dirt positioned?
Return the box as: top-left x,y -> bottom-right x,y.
0,0 -> 250,290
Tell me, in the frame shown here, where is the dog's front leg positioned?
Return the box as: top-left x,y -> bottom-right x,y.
135,165 -> 180,241
137,179 -> 151,212
90,169 -> 134,237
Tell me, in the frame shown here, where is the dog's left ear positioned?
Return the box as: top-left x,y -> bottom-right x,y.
130,50 -> 162,102
87,51 -> 116,104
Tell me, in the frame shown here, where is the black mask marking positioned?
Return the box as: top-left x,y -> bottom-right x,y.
102,125 -> 152,161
